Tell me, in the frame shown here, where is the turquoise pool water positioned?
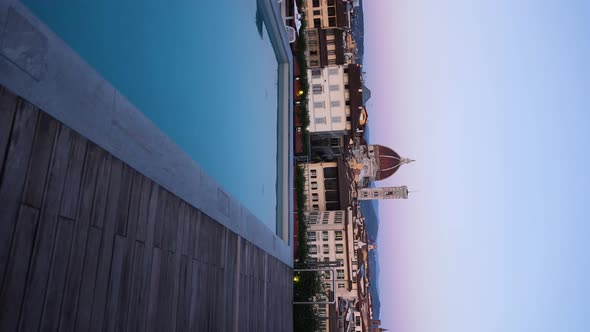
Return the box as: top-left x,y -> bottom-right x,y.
23,0 -> 279,230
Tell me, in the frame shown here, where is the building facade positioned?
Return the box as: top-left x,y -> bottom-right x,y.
308,65 -> 348,134
304,162 -> 341,211
304,0 -> 349,29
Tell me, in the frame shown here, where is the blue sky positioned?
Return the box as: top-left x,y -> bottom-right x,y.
364,0 -> 590,331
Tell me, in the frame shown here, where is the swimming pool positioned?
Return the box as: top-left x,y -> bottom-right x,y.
22,0 -> 282,231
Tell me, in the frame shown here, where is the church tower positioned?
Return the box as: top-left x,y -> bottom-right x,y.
358,185 -> 409,200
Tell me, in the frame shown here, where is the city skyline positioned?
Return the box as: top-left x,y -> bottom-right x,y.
364,0 -> 590,331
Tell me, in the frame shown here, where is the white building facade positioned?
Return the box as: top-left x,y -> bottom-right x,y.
307,65 -> 351,134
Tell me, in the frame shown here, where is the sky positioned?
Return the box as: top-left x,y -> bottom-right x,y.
363,0 -> 590,331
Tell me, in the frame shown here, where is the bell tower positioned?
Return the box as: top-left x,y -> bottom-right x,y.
358,185 -> 409,200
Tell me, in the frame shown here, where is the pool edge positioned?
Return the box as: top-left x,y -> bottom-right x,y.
0,0 -> 294,267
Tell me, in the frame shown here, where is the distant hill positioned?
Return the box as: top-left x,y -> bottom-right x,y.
350,0 -> 364,64
361,199 -> 379,240
362,84 -> 371,104
369,250 -> 381,319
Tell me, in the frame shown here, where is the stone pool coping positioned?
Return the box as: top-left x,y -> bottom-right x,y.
0,0 -> 294,266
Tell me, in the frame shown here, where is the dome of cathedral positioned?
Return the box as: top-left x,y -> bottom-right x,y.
373,145 -> 404,180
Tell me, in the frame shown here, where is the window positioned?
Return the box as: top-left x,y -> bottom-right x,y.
313,204 -> 319,211
335,211 -> 343,223
310,169 -> 317,178
328,7 -> 336,16
326,29 -> 335,36
324,167 -> 338,178
322,214 -> 330,224
328,68 -> 339,75
332,116 -> 342,123
313,10 -> 321,15
338,283 -> 345,289
308,29 -> 317,37
324,178 -> 338,190
322,231 -> 329,241
313,101 -> 325,109
309,246 -> 318,254
327,0 -> 335,5
329,85 -> 340,92
336,244 -> 344,254
323,244 -> 329,254
315,117 -> 326,125
337,269 -> 345,280
312,193 -> 319,202
328,17 -> 336,26
310,60 -> 319,66
330,100 -> 341,108
307,231 -> 317,241
309,212 -> 319,223
311,68 -> 321,78
311,181 -> 318,190
328,49 -> 336,56
312,84 -> 323,94
335,231 -> 343,241
313,0 -> 320,7
310,50 -> 318,56
314,18 -> 321,27
308,39 -> 317,47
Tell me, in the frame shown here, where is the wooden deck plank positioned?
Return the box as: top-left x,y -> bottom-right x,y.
175,254 -> 191,331
19,124 -> 72,332
59,131 -> 88,219
39,217 -> 75,331
169,202 -> 187,331
0,101 -> 38,289
58,144 -> 103,331
114,164 -> 134,236
125,172 -> 143,239
125,241 -> 145,331
21,112 -> 58,208
0,205 -> 39,332
114,172 -> 143,331
90,152 -> 113,229
194,211 -> 203,260
135,175 -> 152,242
0,92 -> 295,332
89,159 -> 123,332
188,259 -> 201,331
136,182 -> 160,332
153,187 -> 167,248
162,193 -> 178,252
104,234 -> 127,332
74,226 -> 103,331
0,87 -> 18,173
146,247 -> 162,332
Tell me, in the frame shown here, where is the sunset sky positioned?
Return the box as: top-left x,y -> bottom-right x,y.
363,0 -> 590,331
